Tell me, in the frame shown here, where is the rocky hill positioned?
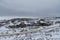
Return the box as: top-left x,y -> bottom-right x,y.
0,17 -> 60,40
0,18 -> 53,28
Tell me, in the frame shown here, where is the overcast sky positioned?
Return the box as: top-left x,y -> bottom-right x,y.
0,0 -> 60,17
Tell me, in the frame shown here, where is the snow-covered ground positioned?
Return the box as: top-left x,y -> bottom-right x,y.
0,17 -> 60,40
0,26 -> 60,40
0,16 -> 39,20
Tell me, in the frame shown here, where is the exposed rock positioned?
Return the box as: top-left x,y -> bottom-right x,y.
55,21 -> 60,24
37,19 -> 52,26
0,18 -> 53,28
8,22 -> 26,28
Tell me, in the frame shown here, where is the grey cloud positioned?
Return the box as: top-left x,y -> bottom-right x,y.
0,0 -> 60,17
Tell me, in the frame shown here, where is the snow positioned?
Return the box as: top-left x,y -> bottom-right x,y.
0,17 -> 60,40
0,26 -> 60,40
0,26 -> 9,31
0,16 -> 38,20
